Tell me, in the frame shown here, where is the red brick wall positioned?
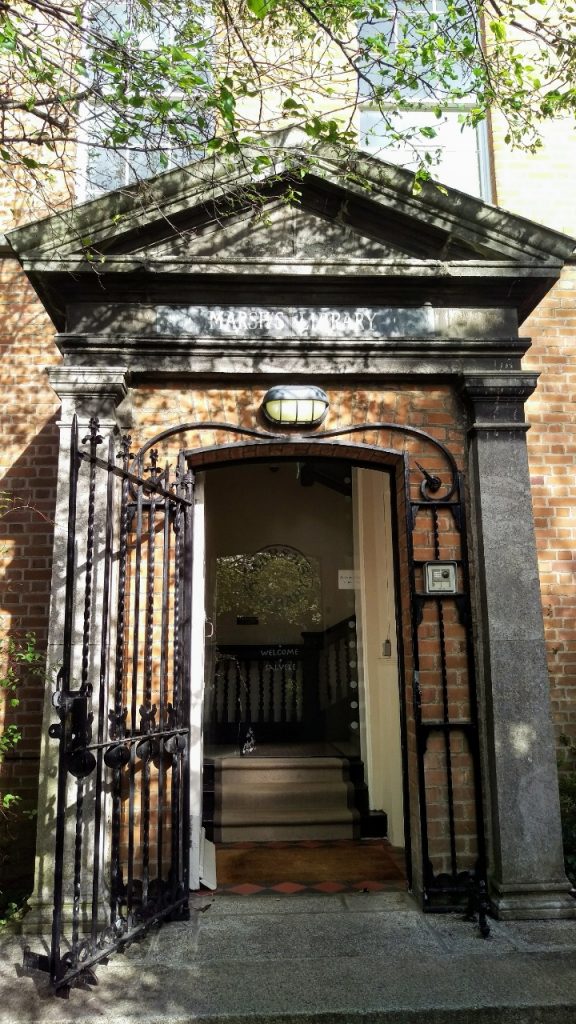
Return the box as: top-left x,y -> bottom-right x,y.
0,259 -> 60,887
129,382 -> 478,881
523,266 -> 576,763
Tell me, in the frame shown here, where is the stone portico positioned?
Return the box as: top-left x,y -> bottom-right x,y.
6,140 -> 576,945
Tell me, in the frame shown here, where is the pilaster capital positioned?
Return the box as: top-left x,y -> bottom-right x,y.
47,366 -> 128,428
460,372 -> 539,435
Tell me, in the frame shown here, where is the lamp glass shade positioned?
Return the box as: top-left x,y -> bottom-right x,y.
262,386 -> 329,427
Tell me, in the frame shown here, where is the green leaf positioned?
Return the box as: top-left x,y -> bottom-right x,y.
489,19 -> 507,41
246,0 -> 276,19
282,98 -> 304,111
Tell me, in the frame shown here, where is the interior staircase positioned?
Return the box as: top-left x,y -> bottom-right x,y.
205,755 -> 362,842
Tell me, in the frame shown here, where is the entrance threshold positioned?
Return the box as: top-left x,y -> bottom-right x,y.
210,839 -> 407,896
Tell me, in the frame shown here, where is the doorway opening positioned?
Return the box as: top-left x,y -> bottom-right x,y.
199,458 -> 407,893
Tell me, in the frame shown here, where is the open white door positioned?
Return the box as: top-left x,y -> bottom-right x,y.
188,475 -> 217,890
353,469 -> 405,847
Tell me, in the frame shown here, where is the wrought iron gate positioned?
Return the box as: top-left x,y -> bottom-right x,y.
25,417 -> 194,994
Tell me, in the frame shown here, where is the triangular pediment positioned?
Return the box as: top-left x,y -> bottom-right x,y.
6,132 -> 576,326
143,199 -> 410,262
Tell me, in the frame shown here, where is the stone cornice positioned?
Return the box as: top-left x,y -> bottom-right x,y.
53,333 -> 531,380
461,372 -> 539,435
47,366 -> 128,427
461,372 -> 539,400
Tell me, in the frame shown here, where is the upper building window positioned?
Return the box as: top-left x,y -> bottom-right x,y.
75,0 -> 491,202
76,0 -> 213,199
357,2 -> 492,200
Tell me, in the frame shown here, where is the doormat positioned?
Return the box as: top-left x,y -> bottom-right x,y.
213,839 -> 406,895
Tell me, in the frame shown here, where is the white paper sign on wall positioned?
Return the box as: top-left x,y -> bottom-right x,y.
338,569 -> 360,590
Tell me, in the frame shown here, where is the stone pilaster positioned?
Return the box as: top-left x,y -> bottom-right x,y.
25,367 -> 127,934
462,372 -> 575,920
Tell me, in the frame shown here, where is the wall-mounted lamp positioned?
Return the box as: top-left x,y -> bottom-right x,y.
262,385 -> 329,427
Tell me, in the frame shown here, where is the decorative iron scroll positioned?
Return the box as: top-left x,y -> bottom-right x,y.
132,420 -> 460,501
25,416 -> 194,994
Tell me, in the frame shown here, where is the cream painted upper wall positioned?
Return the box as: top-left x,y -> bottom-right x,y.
491,111 -> 576,236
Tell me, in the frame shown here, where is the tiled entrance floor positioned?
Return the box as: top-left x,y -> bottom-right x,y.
211,838 -> 407,895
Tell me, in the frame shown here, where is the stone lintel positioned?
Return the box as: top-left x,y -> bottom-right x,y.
53,334 -> 532,381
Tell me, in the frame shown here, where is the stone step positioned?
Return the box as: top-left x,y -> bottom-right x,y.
220,781 -> 355,813
215,756 -> 349,784
11,894 -> 576,1021
220,821 -> 355,841
213,754 -> 358,842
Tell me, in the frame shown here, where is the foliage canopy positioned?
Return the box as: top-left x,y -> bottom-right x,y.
216,548 -> 323,629
1,0 -> 576,198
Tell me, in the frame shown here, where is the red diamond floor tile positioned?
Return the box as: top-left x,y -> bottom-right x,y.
312,881 -> 346,893
227,883 -> 266,895
271,882 -> 307,893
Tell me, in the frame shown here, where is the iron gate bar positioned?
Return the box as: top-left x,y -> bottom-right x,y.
72,728 -> 190,753
91,433 -> 115,943
432,502 -> 458,883
110,432 -> 130,929
47,415 -> 80,989
127,462 -> 143,915
141,473 -> 156,908
77,450 -> 193,506
158,465 -> 172,892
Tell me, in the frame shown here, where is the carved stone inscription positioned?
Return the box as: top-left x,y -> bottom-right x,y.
156,304 -> 435,339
